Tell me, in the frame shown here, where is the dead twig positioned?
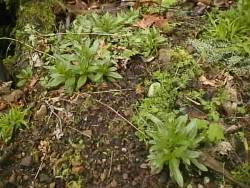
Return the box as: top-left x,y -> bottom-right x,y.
0,37 -> 55,59
85,88 -> 133,94
34,161 -> 44,179
225,124 -> 245,134
39,32 -> 125,37
185,96 -> 201,106
76,93 -> 145,136
108,151 -> 113,177
94,99 -> 145,136
66,125 -> 91,138
0,143 -> 17,165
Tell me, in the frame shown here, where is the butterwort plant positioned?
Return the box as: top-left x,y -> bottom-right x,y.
146,113 -> 207,187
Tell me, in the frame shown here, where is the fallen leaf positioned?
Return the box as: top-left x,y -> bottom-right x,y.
154,18 -> 171,33
0,99 -> 8,111
28,77 -> 38,88
133,14 -> 164,29
199,75 -> 217,87
198,0 -> 212,5
135,84 -> 144,95
213,0 -> 229,7
66,0 -> 88,15
194,2 -> 208,15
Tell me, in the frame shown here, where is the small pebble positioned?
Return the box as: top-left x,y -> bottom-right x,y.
140,163 -> 148,169
110,179 -> 118,187
122,173 -> 128,180
158,170 -> 168,184
116,165 -> 121,172
121,148 -> 127,152
23,175 -> 29,181
20,156 -> 32,167
204,176 -> 210,185
39,173 -> 52,183
198,184 -> 204,188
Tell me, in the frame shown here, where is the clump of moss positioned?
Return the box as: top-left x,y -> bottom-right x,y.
232,163 -> 250,186
15,0 -> 55,37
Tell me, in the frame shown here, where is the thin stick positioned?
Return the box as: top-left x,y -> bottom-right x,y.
39,32 -> 121,37
67,125 -> 91,138
0,37 -> 56,59
108,151 -> 113,177
85,88 -> 133,94
185,96 -> 201,106
94,99 -> 146,136
34,161 -> 43,179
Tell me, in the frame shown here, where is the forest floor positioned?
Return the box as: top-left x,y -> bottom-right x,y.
0,0 -> 250,188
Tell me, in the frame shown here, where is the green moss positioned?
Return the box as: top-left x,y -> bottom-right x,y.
15,0 -> 55,36
232,163 -> 250,186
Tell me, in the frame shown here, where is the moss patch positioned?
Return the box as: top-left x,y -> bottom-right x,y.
15,0 -> 55,36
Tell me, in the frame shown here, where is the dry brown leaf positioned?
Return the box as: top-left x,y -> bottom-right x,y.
213,0 -> 229,7
66,0 -> 88,15
0,99 -> 8,111
133,14 -> 164,29
199,75 -> 217,87
154,18 -> 169,30
135,84 -> 145,95
28,78 -> 38,88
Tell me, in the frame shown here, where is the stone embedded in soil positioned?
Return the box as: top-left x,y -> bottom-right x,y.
35,104 -> 47,119
204,176 -> 210,185
8,172 -> 16,183
214,141 -> 233,156
100,170 -> 107,182
20,155 -> 32,167
39,173 -> 52,183
132,181 -> 137,186
0,82 -> 12,95
158,170 -> 168,184
23,175 -> 29,181
116,165 -> 121,172
198,184 -> 204,188
110,179 -> 118,187
121,148 -> 127,153
222,101 -> 237,116
122,173 -> 128,180
140,163 -> 148,169
71,165 -> 84,175
158,48 -> 171,65
3,89 -> 24,103
49,182 -> 55,188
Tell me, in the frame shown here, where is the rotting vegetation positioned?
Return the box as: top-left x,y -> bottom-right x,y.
0,0 -> 249,187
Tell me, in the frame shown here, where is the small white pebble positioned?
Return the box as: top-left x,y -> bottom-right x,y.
121,148 -> 127,152
204,176 -> 210,184
197,184 -> 204,188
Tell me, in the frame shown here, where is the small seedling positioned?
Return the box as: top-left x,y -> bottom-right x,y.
0,108 -> 28,143
46,39 -> 122,93
146,114 -> 207,187
16,66 -> 33,87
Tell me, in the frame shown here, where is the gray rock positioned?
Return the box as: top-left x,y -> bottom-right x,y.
35,104 -> 47,119
158,48 -> 171,65
122,173 -> 128,180
110,179 -> 118,187
158,170 -> 168,184
20,156 -> 32,167
39,173 -> 52,183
